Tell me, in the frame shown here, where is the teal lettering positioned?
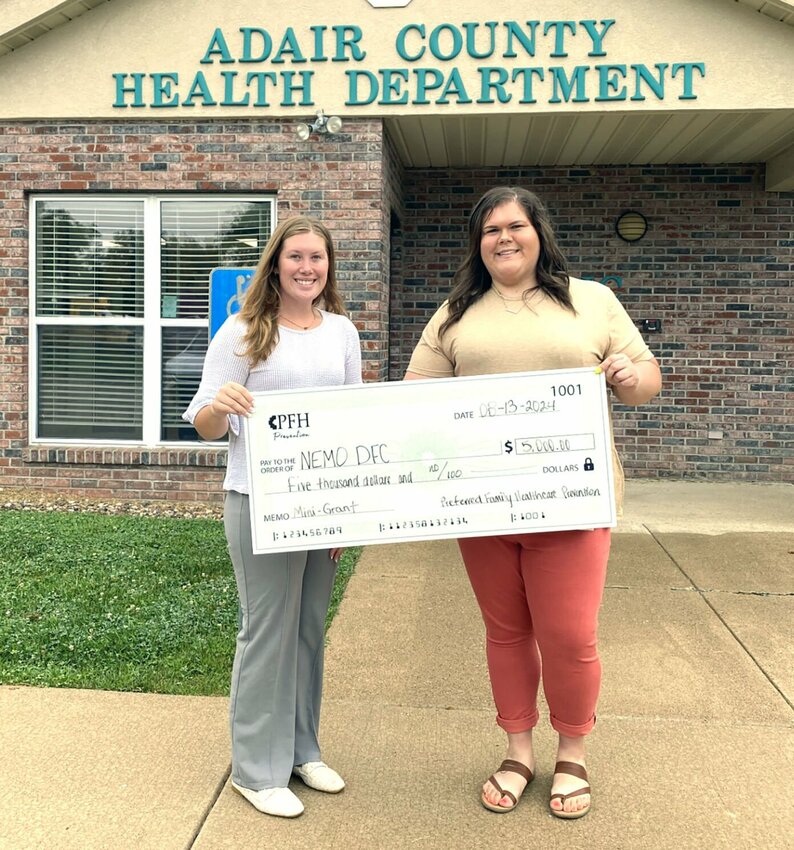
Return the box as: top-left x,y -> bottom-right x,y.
221,71 -> 250,106
240,27 -> 272,63
429,24 -> 462,61
280,70 -> 314,105
504,21 -> 538,58
201,28 -> 234,64
310,25 -> 328,62
462,21 -> 496,60
183,71 -> 217,107
631,63 -> 668,101
333,25 -> 365,61
595,64 -> 628,101
414,68 -> 445,104
477,67 -> 511,104
245,72 -> 278,106
112,72 -> 145,108
437,67 -> 472,104
550,66 -> 589,103
672,62 -> 705,100
543,21 -> 576,57
511,67 -> 544,103
346,69 -> 378,105
381,69 -> 409,105
151,72 -> 179,107
396,24 -> 425,61
272,28 -> 307,64
579,19 -> 615,56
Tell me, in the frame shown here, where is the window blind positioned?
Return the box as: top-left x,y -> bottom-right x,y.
160,201 -> 271,319
36,200 -> 144,318
37,326 -> 143,440
161,328 -> 208,441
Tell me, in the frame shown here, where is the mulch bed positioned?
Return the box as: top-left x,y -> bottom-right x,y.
0,487 -> 223,520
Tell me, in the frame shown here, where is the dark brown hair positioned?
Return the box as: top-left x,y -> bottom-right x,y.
238,216 -> 346,363
440,187 -> 574,336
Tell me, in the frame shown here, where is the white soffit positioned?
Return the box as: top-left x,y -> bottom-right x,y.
386,111 -> 794,167
0,0 -> 110,56
733,0 -> 794,25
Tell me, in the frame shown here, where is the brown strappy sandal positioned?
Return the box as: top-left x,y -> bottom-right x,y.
549,760 -> 591,819
481,758 -> 534,813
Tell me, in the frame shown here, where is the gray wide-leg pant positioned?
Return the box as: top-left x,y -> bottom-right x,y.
224,491 -> 338,790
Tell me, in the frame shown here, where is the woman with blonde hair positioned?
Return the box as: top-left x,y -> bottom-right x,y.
184,216 -> 362,818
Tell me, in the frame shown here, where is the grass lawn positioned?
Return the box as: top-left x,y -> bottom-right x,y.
0,509 -> 359,695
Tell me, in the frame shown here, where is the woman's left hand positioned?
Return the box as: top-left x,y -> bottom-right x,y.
330,548 -> 345,563
599,353 -> 640,390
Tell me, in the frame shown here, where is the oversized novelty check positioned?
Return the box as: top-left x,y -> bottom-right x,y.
244,367 -> 616,553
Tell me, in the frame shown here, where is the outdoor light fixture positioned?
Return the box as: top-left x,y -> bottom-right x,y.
296,110 -> 343,140
615,210 -> 648,242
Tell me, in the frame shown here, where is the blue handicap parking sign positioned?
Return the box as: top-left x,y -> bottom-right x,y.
209,268 -> 255,340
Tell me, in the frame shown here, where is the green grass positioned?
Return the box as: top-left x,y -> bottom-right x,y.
0,509 -> 360,695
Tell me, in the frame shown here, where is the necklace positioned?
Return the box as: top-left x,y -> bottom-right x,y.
491,285 -> 539,315
279,308 -> 318,330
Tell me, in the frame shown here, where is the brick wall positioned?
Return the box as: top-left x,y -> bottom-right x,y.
0,118 -> 390,501
384,132 -> 406,378
346,121 -> 404,383
2,125 -> 792,498
389,166 -> 794,482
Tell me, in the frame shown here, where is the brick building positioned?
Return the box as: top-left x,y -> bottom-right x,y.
0,0 -> 792,503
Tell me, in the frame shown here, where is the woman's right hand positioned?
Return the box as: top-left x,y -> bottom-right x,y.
210,382 -> 255,418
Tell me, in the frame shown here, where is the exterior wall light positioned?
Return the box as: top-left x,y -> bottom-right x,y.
615,210 -> 648,242
296,110 -> 343,141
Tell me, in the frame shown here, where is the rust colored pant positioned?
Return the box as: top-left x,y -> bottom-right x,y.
458,528 -> 611,738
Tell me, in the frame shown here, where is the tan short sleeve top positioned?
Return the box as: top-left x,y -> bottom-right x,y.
407,278 -> 655,512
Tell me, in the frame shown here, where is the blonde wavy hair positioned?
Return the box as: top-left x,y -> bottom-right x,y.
238,216 -> 346,364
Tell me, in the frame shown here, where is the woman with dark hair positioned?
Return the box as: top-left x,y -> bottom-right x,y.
184,216 -> 362,818
406,187 -> 661,819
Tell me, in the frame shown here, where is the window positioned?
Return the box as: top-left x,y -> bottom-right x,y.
31,196 -> 273,444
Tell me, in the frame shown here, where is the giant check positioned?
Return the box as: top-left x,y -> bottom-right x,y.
244,367 -> 616,553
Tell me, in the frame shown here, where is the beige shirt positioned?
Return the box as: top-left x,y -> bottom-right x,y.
407,278 -> 655,512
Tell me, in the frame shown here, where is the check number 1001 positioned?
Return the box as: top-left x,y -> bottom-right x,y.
551,383 -> 582,397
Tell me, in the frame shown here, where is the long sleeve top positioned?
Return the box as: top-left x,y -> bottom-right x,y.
183,311 -> 362,494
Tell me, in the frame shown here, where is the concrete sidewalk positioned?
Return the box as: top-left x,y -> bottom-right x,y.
2,482 -> 793,849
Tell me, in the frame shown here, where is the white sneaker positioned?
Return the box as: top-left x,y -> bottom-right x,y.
293,761 -> 345,793
231,781 -> 304,817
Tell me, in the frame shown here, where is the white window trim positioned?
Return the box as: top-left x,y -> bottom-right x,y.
29,193 -> 275,447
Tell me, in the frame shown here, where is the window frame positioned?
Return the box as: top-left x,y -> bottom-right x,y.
29,193 -> 275,447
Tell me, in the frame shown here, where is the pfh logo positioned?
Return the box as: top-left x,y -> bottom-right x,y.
269,412 -> 311,431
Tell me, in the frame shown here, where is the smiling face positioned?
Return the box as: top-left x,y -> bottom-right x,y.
480,200 -> 541,291
276,231 -> 329,311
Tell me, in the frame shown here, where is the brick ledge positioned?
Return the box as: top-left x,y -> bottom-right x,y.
23,446 -> 227,467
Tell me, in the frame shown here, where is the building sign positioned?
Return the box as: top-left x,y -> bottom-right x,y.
112,17 -> 705,110
209,268 -> 254,340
